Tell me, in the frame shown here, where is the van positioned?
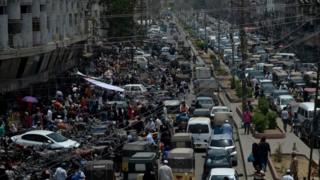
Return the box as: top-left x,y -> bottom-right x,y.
296,102 -> 320,123
187,117 -> 212,149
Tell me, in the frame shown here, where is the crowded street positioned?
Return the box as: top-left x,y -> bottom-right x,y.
1,0 -> 320,180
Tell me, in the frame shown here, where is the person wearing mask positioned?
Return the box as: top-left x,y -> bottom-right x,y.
258,137 -> 271,172
158,160 -> 174,180
53,163 -> 68,180
281,107 -> 289,132
282,169 -> 294,180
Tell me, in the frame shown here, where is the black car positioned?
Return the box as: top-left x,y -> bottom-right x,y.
203,149 -> 232,178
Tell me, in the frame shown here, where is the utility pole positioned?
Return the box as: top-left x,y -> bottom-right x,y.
204,10 -> 207,51
240,0 -> 247,113
217,18 -> 221,54
308,62 -> 320,180
230,0 -> 235,88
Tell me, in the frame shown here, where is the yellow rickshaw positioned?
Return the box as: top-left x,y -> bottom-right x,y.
168,148 -> 195,180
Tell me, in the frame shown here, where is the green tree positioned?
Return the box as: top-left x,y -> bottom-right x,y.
252,112 -> 268,133
267,111 -> 278,129
258,97 -> 269,114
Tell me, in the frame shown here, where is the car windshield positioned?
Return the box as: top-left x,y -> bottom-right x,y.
188,124 -> 209,133
281,98 -> 294,106
211,139 -> 233,147
47,133 -> 68,142
211,175 -> 235,180
199,99 -> 213,104
212,108 -> 229,113
193,110 -> 210,117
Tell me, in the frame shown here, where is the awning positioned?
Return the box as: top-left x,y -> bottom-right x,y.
76,71 -> 101,80
84,78 -> 124,92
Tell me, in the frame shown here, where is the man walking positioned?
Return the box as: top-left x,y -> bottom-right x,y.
158,160 -> 174,180
258,137 -> 271,172
243,108 -> 252,135
281,107 -> 289,132
282,169 -> 294,180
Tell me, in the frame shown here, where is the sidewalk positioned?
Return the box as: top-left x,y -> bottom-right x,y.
220,92 -> 320,179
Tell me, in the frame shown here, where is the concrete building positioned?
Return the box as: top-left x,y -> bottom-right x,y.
0,0 -> 102,92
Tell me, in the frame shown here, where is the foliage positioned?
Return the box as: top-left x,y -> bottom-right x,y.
274,143 -> 283,162
230,76 -> 236,89
235,79 -> 242,97
252,112 -> 268,133
267,111 -> 278,129
216,66 -> 229,76
195,39 -> 205,50
258,96 -> 269,114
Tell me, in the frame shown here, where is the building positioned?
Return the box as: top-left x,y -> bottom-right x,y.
0,0 -> 101,93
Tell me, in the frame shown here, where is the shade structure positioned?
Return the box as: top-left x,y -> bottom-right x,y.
83,78 -> 124,92
22,96 -> 38,103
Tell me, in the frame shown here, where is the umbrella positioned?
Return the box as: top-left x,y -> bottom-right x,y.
22,96 -> 38,103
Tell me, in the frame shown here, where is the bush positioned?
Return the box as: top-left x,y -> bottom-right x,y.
195,40 -> 205,50
252,112 -> 268,132
267,111 -> 278,129
230,76 -> 236,89
258,97 -> 269,114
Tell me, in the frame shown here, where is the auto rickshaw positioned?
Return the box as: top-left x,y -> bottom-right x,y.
163,100 -> 181,125
125,152 -> 158,180
121,141 -> 157,176
84,160 -> 115,180
168,148 -> 195,180
171,133 -> 193,148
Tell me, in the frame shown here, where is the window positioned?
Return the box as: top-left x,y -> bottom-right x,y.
21,5 -> 32,14
188,124 -> 209,133
40,5 -> 46,12
32,18 -> 40,32
0,6 -> 7,15
210,139 -> 233,147
47,133 -> 67,142
131,86 -> 141,91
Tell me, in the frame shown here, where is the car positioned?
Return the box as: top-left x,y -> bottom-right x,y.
123,84 -> 148,97
210,106 -> 231,118
274,95 -> 295,113
206,168 -> 241,180
195,96 -> 215,110
260,83 -> 274,97
203,149 -> 232,178
208,134 -> 237,166
269,89 -> 289,109
187,117 -> 212,149
11,130 -> 80,149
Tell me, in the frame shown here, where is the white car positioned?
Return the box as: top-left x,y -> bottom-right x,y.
275,95 -> 295,113
11,130 -> 80,149
123,84 -> 148,96
210,106 -> 231,118
207,168 -> 241,180
208,134 -> 237,166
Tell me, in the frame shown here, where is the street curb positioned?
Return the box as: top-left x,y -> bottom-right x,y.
268,156 -> 281,180
218,94 -> 248,180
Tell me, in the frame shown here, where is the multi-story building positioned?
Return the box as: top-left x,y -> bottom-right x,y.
0,0 -> 102,93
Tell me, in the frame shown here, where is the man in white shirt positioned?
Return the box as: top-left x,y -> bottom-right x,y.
282,169 -> 294,180
53,164 -> 67,180
158,160 -> 174,180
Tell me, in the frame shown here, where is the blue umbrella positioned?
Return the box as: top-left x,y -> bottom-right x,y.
22,96 -> 38,103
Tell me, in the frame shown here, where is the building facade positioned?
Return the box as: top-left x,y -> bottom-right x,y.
0,0 -> 101,92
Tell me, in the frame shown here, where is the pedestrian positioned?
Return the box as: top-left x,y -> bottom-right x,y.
281,107 -> 289,132
282,169 -> 294,180
179,101 -> 189,113
146,130 -> 156,145
71,164 -> 85,180
290,152 -> 298,180
143,167 -> 156,180
158,160 -> 174,180
4,163 -> 15,180
53,163 -> 68,180
243,108 -> 252,135
258,137 -> 271,172
254,84 -> 260,99
252,142 -> 260,170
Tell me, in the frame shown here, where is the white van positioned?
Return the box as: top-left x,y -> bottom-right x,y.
296,102 -> 320,123
187,117 -> 212,149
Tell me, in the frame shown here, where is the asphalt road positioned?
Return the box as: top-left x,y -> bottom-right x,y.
168,17 -> 246,180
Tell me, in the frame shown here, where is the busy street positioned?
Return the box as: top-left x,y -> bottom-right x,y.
1,0 -> 320,180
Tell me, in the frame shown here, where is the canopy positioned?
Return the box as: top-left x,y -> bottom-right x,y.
84,78 -> 124,92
